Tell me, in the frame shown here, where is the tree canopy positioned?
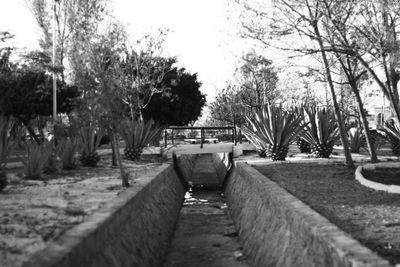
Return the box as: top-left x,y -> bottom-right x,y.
144,68 -> 206,126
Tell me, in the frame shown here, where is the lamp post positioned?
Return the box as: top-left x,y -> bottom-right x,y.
52,0 -> 59,126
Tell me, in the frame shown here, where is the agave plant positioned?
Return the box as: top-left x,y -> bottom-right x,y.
243,104 -> 307,161
20,141 -> 53,180
296,137 -> 311,153
0,116 -> 15,169
58,137 -> 79,170
78,126 -> 103,167
0,116 -> 16,190
369,129 -> 386,151
120,119 -> 163,161
302,107 -> 340,158
381,121 -> 400,155
348,127 -> 365,153
242,129 -> 268,157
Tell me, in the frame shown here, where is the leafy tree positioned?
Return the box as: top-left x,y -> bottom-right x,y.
81,22 -> 131,187
26,0 -> 108,81
210,51 -> 278,128
0,66 -> 79,143
0,33 -> 79,142
209,84 -> 247,126
144,68 -> 206,126
119,30 -> 173,121
236,51 -> 279,109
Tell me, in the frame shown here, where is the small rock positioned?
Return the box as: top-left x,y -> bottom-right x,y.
65,206 -> 86,216
233,250 -> 244,260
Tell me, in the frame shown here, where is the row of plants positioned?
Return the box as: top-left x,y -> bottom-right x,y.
243,104 -> 400,161
0,114 -> 163,191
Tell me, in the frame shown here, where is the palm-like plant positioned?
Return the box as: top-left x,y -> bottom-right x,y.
302,107 -> 340,158
120,119 -> 162,161
381,121 -> 400,155
243,104 -> 306,161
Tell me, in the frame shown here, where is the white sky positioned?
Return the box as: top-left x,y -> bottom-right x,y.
0,0 -> 251,102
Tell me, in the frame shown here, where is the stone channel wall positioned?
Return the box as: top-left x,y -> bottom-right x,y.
23,162 -> 191,267
211,153 -> 230,184
225,162 -> 391,267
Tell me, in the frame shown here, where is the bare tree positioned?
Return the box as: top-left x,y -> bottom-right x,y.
319,0 -> 378,162
234,0 -> 355,167
120,30 -> 173,121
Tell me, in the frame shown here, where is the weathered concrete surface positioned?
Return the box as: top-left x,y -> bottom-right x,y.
212,153 -> 230,184
189,154 -> 221,187
164,189 -> 251,267
225,162 -> 391,267
174,154 -> 197,183
170,143 -> 235,156
356,162 -> 400,193
22,164 -> 187,267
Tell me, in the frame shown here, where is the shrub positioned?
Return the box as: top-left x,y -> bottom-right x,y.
302,107 -> 340,158
243,104 -> 306,161
120,119 -> 163,161
216,133 -> 233,142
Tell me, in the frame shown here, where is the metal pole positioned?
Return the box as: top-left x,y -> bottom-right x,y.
164,129 -> 167,148
52,0 -> 57,126
200,128 -> 204,149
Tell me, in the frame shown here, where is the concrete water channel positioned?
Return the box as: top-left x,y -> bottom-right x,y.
23,152 -> 393,267
164,189 -> 250,267
164,154 -> 250,267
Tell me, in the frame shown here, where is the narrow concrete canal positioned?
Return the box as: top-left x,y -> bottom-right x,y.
164,188 -> 250,267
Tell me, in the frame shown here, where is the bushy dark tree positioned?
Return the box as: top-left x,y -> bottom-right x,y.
144,68 -> 206,126
0,59 -> 79,143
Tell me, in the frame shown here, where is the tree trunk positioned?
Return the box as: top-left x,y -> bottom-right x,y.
108,128 -> 117,166
352,84 -> 378,162
26,124 -> 41,144
313,22 -> 354,168
111,130 -> 129,187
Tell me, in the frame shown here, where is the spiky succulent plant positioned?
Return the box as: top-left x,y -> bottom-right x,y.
243,104 -> 307,161
302,107 -> 340,158
120,119 -> 162,161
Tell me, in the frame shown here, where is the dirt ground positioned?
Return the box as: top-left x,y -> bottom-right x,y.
0,153 -> 165,267
2,143 -> 400,266
362,168 -> 400,185
253,162 -> 400,264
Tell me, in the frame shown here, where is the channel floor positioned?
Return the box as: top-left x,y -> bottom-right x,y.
163,188 -> 251,267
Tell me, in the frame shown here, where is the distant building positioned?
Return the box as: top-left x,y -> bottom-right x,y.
365,95 -> 395,129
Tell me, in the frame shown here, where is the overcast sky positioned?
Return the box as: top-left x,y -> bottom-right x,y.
0,0 -> 251,102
